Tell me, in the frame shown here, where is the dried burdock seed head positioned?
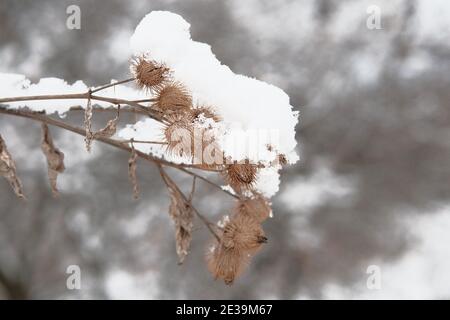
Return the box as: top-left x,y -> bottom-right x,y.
168,185 -> 194,264
224,162 -> 258,193
207,208 -> 268,285
153,81 -> 192,114
163,120 -> 194,158
207,244 -> 247,285
130,55 -> 170,90
93,114 -> 119,139
192,128 -> 224,170
237,195 -> 272,223
222,213 -> 267,252
163,120 -> 222,165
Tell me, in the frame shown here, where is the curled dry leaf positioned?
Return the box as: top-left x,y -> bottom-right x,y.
41,124 -> 65,197
84,96 -> 94,152
0,134 -> 25,199
163,120 -> 194,158
169,190 -> 194,264
224,162 -> 258,194
93,115 -> 118,139
160,169 -> 194,264
128,146 -> 139,199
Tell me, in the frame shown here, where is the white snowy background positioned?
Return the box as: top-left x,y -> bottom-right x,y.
1,0 -> 450,299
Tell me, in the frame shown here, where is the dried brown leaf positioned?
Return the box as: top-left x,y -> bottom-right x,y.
130,56 -> 170,90
41,124 -> 65,197
128,147 -> 139,199
160,169 -> 194,264
84,96 -> 94,152
0,134 -> 25,199
169,192 -> 194,264
93,115 -> 118,139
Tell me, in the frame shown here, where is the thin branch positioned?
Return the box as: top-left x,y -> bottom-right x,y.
130,98 -> 157,103
0,92 -> 163,122
120,139 -> 168,145
68,106 -> 148,115
90,78 -> 135,94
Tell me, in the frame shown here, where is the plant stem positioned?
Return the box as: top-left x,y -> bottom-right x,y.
0,92 -> 163,122
0,107 -> 237,199
90,78 -> 135,94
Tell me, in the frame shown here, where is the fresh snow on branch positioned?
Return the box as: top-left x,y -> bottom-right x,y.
129,11 -> 299,164
124,11 -> 299,197
0,73 -> 146,115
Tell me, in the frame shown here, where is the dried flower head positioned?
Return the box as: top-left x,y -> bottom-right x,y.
193,128 -> 224,170
207,205 -> 268,285
237,195 -> 272,223
84,97 -> 94,152
163,120 -> 194,158
190,105 -> 221,123
207,244 -> 247,285
222,213 -> 267,252
153,82 -> 192,114
159,167 -> 194,264
224,162 -> 258,192
163,119 -> 222,166
130,55 -> 170,90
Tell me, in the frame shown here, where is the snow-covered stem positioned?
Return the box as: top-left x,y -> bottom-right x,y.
0,106 -> 238,199
0,92 -> 163,121
120,139 -> 167,145
68,106 -> 148,115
